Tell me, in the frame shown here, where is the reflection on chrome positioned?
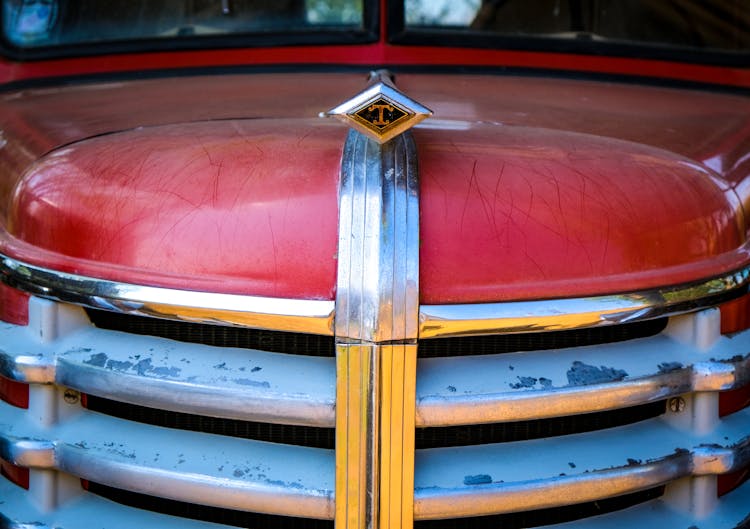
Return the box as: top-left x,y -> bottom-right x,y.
0,254 -> 335,335
420,267 -> 750,338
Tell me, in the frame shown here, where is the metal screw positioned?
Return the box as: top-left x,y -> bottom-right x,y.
668,397 -> 686,413
63,389 -> 80,405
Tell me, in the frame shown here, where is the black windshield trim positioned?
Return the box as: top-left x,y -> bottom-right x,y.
387,3 -> 750,68
0,1 -> 379,61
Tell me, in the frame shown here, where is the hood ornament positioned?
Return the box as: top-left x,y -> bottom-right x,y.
321,70 -> 432,144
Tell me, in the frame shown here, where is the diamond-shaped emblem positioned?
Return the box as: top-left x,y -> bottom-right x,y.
322,71 -> 432,144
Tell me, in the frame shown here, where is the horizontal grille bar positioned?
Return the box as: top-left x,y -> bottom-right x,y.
0,255 -> 335,336
0,401 -> 336,519
3,301 -> 750,429
2,399 -> 748,521
5,477 -> 749,529
419,267 -> 750,338
87,481 -> 663,529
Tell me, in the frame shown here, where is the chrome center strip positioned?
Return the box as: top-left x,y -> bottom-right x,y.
335,129 -> 419,343
419,267 -> 750,338
0,255 -> 335,335
335,130 -> 420,529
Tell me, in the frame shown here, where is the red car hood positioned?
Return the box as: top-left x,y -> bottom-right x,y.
1,73 -> 749,302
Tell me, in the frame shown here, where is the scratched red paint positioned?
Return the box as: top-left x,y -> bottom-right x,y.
418,124 -> 744,303
2,73 -> 750,301
7,120 -> 341,299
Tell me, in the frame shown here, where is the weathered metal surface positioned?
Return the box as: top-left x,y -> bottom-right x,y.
412,409 -> 750,519
416,315 -> 750,426
2,399 -> 748,521
0,402 -> 335,519
0,303 -> 336,427
2,301 -> 750,429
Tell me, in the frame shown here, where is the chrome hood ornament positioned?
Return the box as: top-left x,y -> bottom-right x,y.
321,70 -> 432,143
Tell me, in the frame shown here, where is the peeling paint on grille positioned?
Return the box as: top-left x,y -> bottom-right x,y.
463,474 -> 492,485
566,361 -> 628,385
657,362 -> 683,373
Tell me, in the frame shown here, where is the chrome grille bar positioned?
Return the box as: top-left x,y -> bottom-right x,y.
0,255 -> 335,336
419,267 -> 750,338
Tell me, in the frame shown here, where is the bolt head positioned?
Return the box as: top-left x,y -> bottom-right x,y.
63,389 -> 80,405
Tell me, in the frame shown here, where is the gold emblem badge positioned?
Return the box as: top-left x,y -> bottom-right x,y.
322,70 -> 432,143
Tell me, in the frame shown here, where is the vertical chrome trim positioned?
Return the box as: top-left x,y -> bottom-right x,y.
335,130 -> 420,529
335,130 -> 419,343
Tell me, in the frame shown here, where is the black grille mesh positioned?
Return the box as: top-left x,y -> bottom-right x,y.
417,400 -> 665,448
85,394 -> 336,449
86,309 -> 667,358
85,394 -> 665,449
418,317 -> 667,357
86,309 -> 336,356
86,481 -> 664,529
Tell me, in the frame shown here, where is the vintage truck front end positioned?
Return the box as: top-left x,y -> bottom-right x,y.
1,1 -> 750,528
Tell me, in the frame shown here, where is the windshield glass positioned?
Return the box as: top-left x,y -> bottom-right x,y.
2,0 -> 365,49
403,0 -> 750,59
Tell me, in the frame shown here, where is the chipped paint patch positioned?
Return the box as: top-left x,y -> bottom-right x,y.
510,376 -> 537,389
83,352 -> 107,367
657,362 -> 683,374
234,378 -> 271,388
82,352 -> 181,378
463,474 -> 492,485
566,361 -> 627,386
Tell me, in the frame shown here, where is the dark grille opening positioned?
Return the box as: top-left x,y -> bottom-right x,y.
87,481 -> 333,529
85,394 -> 336,449
86,481 -> 663,529
85,395 -> 665,449
416,399 -> 666,448
86,309 -> 336,357
418,318 -> 668,358
86,310 -> 667,358
415,487 -> 665,529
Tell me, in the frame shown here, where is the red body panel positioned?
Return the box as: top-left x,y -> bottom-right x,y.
8,120 -> 342,299
418,124 -> 743,302
1,73 -> 749,302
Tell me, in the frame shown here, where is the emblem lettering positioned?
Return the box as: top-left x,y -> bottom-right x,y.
368,102 -> 395,126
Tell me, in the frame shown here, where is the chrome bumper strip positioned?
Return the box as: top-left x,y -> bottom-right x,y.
419,267 -> 750,338
1,256 -> 749,340
0,255 -> 335,336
